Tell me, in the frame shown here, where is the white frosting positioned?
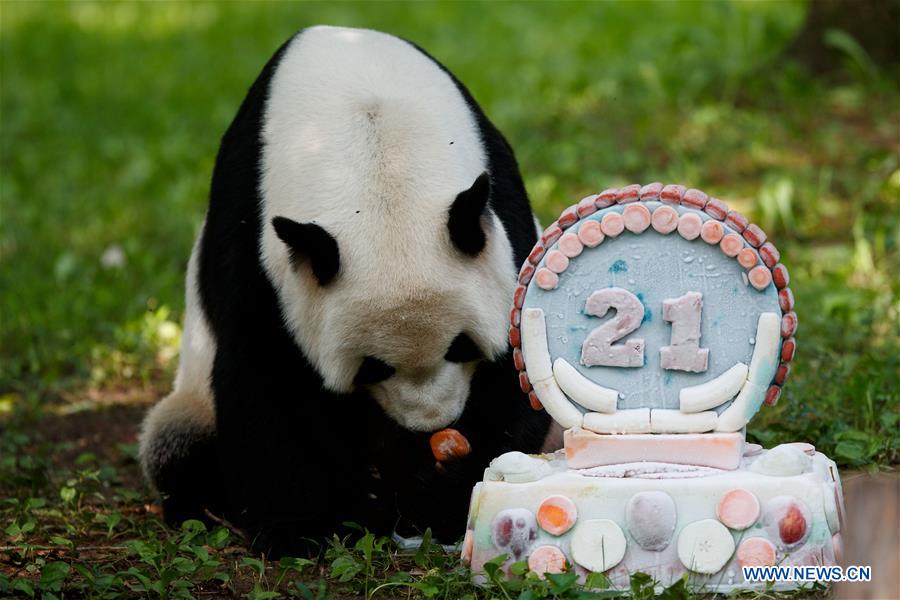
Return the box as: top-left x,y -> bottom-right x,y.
466,445 -> 841,592
715,380 -> 766,432
487,451 -> 552,483
747,312 -> 781,386
532,379 -> 583,430
650,409 -> 717,433
552,358 -> 618,413
521,308 -> 554,383
583,408 -> 651,434
750,444 -> 812,476
679,362 -> 748,413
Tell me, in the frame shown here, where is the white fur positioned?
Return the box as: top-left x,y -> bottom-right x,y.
139,225 -> 216,485
258,27 -> 516,431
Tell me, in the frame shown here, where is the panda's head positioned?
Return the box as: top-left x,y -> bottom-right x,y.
263,172 -> 515,431
253,27 -> 524,431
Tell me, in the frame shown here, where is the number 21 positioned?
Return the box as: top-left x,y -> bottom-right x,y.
580,288 -> 708,373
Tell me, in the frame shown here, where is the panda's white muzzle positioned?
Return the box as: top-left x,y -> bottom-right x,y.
365,361 -> 477,432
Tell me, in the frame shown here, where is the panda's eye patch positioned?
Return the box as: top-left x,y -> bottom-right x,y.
444,333 -> 484,363
354,357 -> 395,386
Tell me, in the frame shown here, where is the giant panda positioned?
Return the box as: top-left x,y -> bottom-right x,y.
139,25 -> 552,558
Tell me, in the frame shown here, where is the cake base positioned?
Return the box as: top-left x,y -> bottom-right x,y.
463,441 -> 845,592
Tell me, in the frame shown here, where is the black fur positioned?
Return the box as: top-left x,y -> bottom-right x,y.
447,172 -> 490,256
354,357 -> 396,386
144,427 -> 226,526
444,333 -> 484,363
155,29 -> 551,557
271,217 -> 341,285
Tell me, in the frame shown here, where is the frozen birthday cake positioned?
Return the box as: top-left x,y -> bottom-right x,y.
462,184 -> 845,592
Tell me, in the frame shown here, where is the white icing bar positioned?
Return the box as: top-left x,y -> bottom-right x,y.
715,380 -> 766,432
521,308 -> 553,383
650,409 -> 717,433
679,362 -> 748,413
748,312 -> 780,386
582,408 -> 650,434
564,429 -> 744,470
532,378 -> 583,430
552,358 -> 618,413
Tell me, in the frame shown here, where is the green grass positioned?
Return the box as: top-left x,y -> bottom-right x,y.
1,0 -> 898,597
0,427 -> 829,599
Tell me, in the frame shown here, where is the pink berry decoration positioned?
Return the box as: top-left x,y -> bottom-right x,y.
720,233 -> 743,257
617,184 -> 640,203
700,220 -> 724,244
491,508 -> 538,559
704,197 -> 728,219
600,212 -> 625,237
545,250 -> 569,274
736,538 -> 777,568
623,203 -> 651,233
743,223 -> 767,247
639,182 -> 663,201
677,213 -> 702,240
748,265 -> 772,290
651,205 -> 679,234
577,220 -> 604,247
763,496 -> 811,547
738,248 -> 759,269
535,268 -> 559,290
558,232 -> 584,258
576,195 -> 598,218
725,211 -> 749,233
537,495 -> 578,536
717,488 -> 760,530
682,188 -> 708,210
660,184 -> 686,205
527,545 -> 567,576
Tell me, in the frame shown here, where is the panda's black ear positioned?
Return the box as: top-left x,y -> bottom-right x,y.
272,216 -> 340,285
448,172 -> 491,256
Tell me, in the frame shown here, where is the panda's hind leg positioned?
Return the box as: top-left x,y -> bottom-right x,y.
139,227 -> 225,525
139,390 -> 224,526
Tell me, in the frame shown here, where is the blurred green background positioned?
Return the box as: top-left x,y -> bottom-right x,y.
1,2 -> 898,597
1,1 -> 897,464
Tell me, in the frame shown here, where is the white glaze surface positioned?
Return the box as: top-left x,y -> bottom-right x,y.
679,362 -> 748,413
747,312 -> 780,386
650,409 -> 717,433
532,379 -> 583,429
467,449 -> 843,592
583,408 -> 651,434
553,358 -> 618,413
715,380 -> 766,432
521,308 -> 554,383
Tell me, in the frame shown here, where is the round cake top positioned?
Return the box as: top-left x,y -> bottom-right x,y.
510,184 -> 796,434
